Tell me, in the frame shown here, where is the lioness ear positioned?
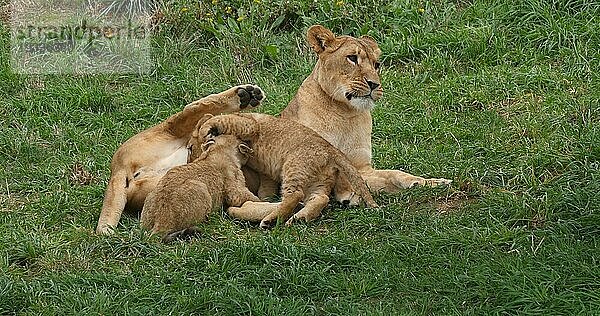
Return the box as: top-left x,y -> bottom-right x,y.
238,142 -> 253,155
360,35 -> 382,59
307,25 -> 336,54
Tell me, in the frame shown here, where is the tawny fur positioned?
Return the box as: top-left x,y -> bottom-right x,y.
97,85 -> 264,235
140,132 -> 259,242
280,25 -> 451,200
197,113 -> 378,228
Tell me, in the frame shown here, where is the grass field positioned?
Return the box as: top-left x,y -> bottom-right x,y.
1,0 -> 599,314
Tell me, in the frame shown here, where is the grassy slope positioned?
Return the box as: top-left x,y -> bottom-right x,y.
1,0 -> 599,314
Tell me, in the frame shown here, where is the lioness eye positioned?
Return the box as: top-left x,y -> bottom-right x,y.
374,62 -> 381,70
347,55 -> 358,65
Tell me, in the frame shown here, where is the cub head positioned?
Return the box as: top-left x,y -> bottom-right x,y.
187,133 -> 252,164
307,25 -> 383,111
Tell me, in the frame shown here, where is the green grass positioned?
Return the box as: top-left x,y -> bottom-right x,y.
1,0 -> 599,314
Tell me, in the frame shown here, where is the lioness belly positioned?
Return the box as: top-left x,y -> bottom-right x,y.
126,143 -> 189,212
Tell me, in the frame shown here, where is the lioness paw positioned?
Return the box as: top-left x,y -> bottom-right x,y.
237,85 -> 264,109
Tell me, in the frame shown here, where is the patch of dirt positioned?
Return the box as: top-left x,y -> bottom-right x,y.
435,191 -> 475,214
488,93 -> 544,119
433,181 -> 479,214
529,212 -> 546,230
69,162 -> 95,186
0,3 -> 10,25
490,97 -> 517,119
0,192 -> 34,213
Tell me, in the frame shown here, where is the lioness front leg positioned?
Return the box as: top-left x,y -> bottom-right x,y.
228,201 -> 280,222
226,186 -> 261,207
361,168 -> 452,193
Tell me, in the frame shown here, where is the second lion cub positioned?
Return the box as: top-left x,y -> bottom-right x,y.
141,125 -> 260,242
198,113 -> 379,228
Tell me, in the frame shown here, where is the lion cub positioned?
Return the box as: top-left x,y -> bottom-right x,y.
198,113 -> 378,228
140,129 -> 260,242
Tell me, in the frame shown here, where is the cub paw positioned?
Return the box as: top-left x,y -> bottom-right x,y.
259,218 -> 275,229
236,85 -> 264,109
96,224 -> 116,235
285,211 -> 317,227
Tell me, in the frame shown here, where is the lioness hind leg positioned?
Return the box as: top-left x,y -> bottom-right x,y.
184,84 -> 264,112
169,85 -> 265,138
285,193 -> 329,227
96,170 -> 128,235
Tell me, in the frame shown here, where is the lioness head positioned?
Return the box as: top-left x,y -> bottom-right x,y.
307,25 -> 383,111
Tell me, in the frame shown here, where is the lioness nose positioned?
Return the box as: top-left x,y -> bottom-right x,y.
367,80 -> 380,91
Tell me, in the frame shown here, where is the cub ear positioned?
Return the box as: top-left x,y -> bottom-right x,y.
200,138 -> 216,153
195,138 -> 216,160
238,142 -> 253,155
307,25 -> 336,54
360,35 -> 381,59
185,141 -> 195,163
193,114 -> 214,138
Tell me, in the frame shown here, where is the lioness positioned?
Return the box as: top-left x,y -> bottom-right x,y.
96,85 -> 264,235
197,113 -> 378,228
281,25 -> 451,196
141,132 -> 259,243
